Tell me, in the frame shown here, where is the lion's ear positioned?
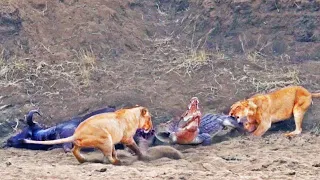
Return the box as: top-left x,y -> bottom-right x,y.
248,101 -> 257,109
141,108 -> 148,116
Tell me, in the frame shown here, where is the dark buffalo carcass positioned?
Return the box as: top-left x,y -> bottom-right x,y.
5,107 -> 121,152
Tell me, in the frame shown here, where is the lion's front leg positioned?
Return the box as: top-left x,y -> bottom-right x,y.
252,119 -> 271,136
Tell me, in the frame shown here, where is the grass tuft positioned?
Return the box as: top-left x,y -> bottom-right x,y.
75,47 -> 97,87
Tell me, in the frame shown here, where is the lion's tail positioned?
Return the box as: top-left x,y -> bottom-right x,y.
24,136 -> 75,145
312,93 -> 320,98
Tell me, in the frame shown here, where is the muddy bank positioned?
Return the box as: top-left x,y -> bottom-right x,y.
1,133 -> 320,180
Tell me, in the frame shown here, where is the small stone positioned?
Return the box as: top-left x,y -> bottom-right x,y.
312,163 -> 320,167
251,168 -> 261,171
287,171 -> 296,176
96,168 -> 107,172
279,160 -> 287,164
5,162 -> 12,167
274,159 -> 286,164
221,156 -> 241,161
250,158 -> 257,162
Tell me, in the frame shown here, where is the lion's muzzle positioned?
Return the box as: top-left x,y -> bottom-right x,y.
142,119 -> 153,133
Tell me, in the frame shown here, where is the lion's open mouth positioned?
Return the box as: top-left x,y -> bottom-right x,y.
136,129 -> 155,139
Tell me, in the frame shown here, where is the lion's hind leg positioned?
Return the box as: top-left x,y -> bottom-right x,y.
284,96 -> 312,137
98,134 -> 121,165
72,145 -> 86,163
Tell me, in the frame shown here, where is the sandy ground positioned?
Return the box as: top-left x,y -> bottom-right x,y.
1,133 -> 320,180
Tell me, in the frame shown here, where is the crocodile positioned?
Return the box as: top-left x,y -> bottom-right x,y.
154,97 -> 241,146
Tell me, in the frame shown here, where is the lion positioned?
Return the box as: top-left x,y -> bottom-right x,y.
229,86 -> 320,137
23,106 -> 153,165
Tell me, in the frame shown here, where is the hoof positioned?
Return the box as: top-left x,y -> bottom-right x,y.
63,148 -> 72,153
63,144 -> 73,153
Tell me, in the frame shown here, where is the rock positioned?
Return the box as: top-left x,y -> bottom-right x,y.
5,162 -> 12,167
251,168 -> 261,171
96,168 -> 107,172
312,163 -> 320,167
286,171 -> 296,176
274,159 -> 287,164
221,156 -> 241,161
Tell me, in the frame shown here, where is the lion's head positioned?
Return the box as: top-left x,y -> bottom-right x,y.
228,100 -> 257,123
138,107 -> 153,133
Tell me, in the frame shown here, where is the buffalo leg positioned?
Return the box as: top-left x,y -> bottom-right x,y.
62,143 -> 73,152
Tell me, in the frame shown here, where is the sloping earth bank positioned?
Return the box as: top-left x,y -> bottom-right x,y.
0,0 -> 320,138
